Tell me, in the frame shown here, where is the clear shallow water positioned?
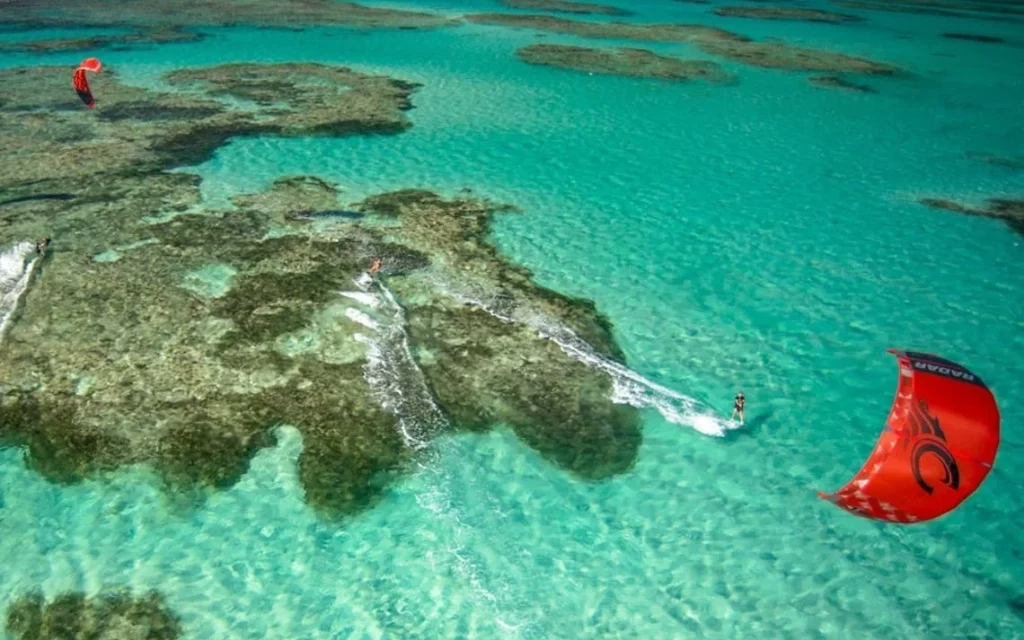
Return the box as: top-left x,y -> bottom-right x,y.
2,1 -> 1024,638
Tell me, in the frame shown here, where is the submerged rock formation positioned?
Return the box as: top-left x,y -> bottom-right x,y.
0,27 -> 203,54
466,13 -> 898,74
0,0 -> 454,30
965,153 -> 1024,170
833,0 -> 1023,22
5,590 -> 181,640
919,197 -> 1024,236
0,62 -> 641,518
809,74 -> 877,92
942,33 -> 1006,43
517,44 -> 733,82
465,13 -> 747,42
501,0 -> 632,16
0,63 -> 419,185
713,6 -> 862,23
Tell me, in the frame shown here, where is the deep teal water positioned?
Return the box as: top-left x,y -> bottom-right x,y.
1,1 -> 1023,638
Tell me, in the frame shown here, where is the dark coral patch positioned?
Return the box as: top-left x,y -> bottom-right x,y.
0,0 -> 455,30
466,13 -> 898,74
942,33 -> 1005,43
919,197 -> 1024,236
809,74 -> 876,92
0,26 -> 203,54
517,44 -> 734,82
0,394 -> 132,484
713,6 -> 862,23
5,590 -> 181,640
501,0 -> 633,16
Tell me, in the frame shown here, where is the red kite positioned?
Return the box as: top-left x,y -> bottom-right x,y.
73,57 -> 103,108
818,349 -> 1000,524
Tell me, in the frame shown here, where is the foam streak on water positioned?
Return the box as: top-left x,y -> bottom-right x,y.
437,278 -> 739,437
0,242 -> 38,343
345,274 -> 447,449
339,275 -> 532,635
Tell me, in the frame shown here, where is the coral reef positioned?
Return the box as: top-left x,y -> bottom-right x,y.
355,190 -> 641,478
466,13 -> 898,74
465,13 -> 744,42
0,62 -> 641,517
919,197 -> 1024,236
517,44 -> 733,82
713,6 -> 862,23
809,74 -> 876,92
0,63 -> 419,185
966,153 -> 1024,170
5,590 -> 181,640
942,33 -> 1006,43
697,39 -> 896,74
0,0 -> 454,30
833,0 -> 1022,21
501,0 -> 632,16
0,27 -> 202,54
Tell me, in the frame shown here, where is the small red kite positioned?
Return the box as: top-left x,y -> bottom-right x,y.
73,57 -> 103,108
818,349 -> 1000,524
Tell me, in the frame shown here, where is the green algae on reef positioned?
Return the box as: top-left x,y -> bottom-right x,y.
517,44 -> 734,83
6,589 -> 181,640
466,13 -> 898,74
0,63 -> 641,516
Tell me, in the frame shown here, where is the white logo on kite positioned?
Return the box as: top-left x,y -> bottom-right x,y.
912,360 -> 975,382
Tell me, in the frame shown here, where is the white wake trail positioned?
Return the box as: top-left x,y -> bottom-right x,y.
344,274 -> 448,450
440,281 -> 739,437
0,242 -> 40,344
338,274 -> 532,635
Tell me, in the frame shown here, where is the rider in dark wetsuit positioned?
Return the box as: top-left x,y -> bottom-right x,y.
732,392 -> 745,425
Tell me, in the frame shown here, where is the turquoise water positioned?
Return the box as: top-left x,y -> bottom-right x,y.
2,1 -> 1024,638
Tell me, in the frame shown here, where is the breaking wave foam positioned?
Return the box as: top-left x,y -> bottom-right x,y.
0,242 -> 39,344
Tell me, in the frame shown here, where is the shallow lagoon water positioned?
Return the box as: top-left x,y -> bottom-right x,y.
1,1 -> 1023,638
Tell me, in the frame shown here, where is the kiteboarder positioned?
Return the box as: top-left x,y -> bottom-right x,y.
731,391 -> 745,425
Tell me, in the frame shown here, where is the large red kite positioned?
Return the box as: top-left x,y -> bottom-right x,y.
818,349 -> 1000,524
73,57 -> 102,108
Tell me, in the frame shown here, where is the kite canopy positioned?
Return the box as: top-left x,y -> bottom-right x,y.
818,349 -> 1000,524
73,57 -> 103,108
79,57 -> 102,73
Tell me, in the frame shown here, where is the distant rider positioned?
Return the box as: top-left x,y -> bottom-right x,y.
731,391 -> 745,425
